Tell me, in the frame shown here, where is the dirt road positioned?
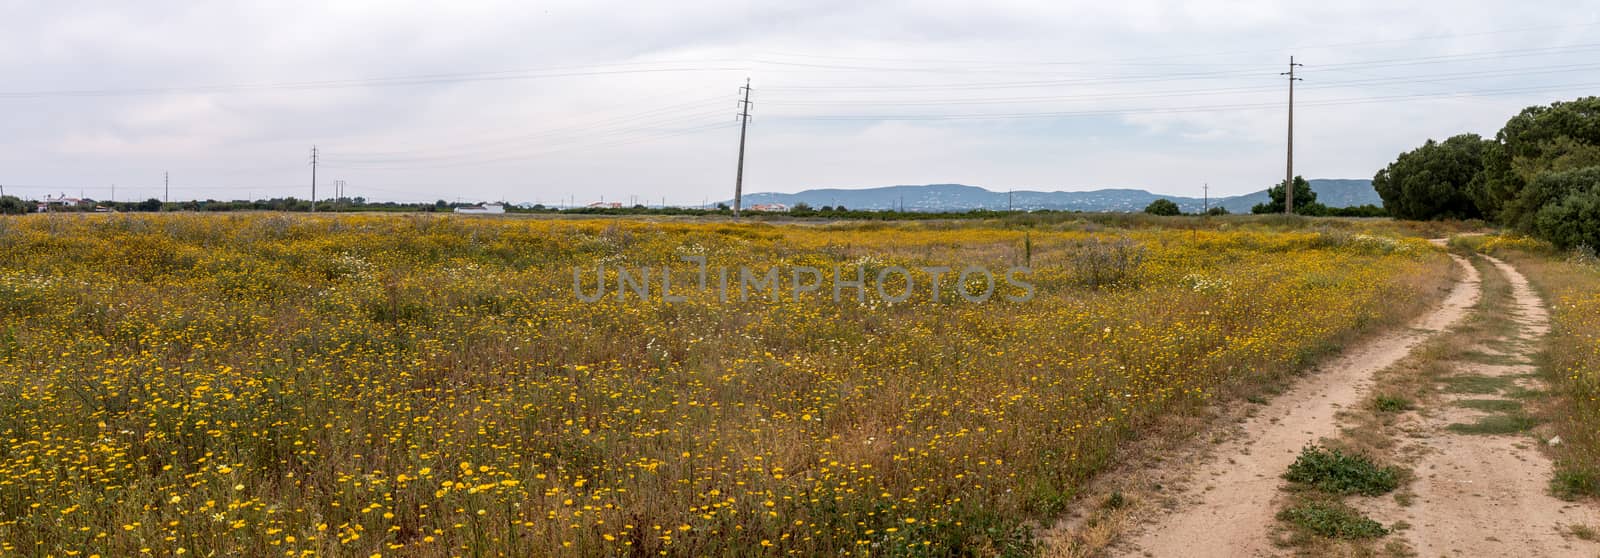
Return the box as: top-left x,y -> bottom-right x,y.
1359,256 -> 1600,556
1117,255 -> 1481,557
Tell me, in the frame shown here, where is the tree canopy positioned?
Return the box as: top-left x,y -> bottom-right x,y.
1475,96 -> 1600,226
1372,133 -> 1489,220
1373,95 -> 1600,249
1251,176 -> 1323,214
0,196 -> 29,215
1143,198 -> 1181,216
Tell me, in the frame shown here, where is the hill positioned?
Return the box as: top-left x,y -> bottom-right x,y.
729,180 -> 1381,213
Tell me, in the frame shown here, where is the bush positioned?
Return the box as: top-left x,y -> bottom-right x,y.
1277,499 -> 1389,539
1068,237 -> 1146,288
1529,166 -> 1600,249
1143,198 -> 1181,216
1282,445 -> 1403,496
0,195 -> 30,215
1373,394 -> 1413,412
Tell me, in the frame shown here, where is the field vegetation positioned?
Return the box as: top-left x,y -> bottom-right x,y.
1468,238 -> 1600,501
0,213 -> 1450,556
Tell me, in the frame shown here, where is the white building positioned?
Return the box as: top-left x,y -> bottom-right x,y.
454,204 -> 505,214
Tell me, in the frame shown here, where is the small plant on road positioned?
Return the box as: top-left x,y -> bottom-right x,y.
1277,499 -> 1390,540
1373,394 -> 1414,412
1283,445 -> 1404,496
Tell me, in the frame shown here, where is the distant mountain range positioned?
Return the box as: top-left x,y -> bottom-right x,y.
728,179 -> 1381,214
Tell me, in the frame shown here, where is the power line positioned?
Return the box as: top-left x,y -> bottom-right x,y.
322,103 -> 731,165
759,60 -> 1600,107
759,42 -> 1600,93
762,79 -> 1600,121
0,64 -> 750,100
758,21 -> 1600,68
322,120 -> 739,171
324,94 -> 728,160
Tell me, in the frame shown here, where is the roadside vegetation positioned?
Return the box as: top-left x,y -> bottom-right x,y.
1467,237 -> 1600,501
1375,95 -> 1600,249
0,213 -> 1449,556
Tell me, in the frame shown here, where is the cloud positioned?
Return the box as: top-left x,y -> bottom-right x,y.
0,0 -> 1596,202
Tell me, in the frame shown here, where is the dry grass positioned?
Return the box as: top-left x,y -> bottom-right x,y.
0,213 -> 1451,556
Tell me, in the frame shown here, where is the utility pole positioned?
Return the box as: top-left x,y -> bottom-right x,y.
309,146 -> 319,212
1281,56 -> 1303,215
733,78 -> 752,217
1008,190 -> 1013,212
1203,183 -> 1209,213
164,172 -> 169,204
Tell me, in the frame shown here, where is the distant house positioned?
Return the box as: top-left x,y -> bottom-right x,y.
750,203 -> 789,212
36,197 -> 89,212
454,204 -> 505,214
586,202 -> 623,209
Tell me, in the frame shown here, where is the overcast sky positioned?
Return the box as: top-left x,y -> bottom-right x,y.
2,1 -> 1597,204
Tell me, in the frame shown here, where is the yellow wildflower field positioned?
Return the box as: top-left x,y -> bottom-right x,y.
0,214 -> 1449,556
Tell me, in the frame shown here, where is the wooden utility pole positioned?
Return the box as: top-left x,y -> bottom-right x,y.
310,146 -> 319,212
733,79 -> 752,216
1203,182 -> 1209,213
164,172 -> 169,204
1281,56 -> 1303,215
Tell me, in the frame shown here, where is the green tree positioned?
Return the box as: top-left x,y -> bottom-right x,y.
1373,133 -> 1490,220
1527,165 -> 1600,249
1204,206 -> 1230,216
0,195 -> 29,215
1251,176 -> 1317,214
136,198 -> 163,212
1476,96 -> 1600,223
1143,198 -> 1181,216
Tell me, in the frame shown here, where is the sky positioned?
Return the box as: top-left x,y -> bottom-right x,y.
1,0 -> 1597,205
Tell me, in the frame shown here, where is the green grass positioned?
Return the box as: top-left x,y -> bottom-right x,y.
1282,445 -> 1404,496
1452,399 -> 1524,413
1570,524 -> 1598,541
1457,350 -> 1528,365
1277,500 -> 1390,539
1552,468 -> 1600,500
1439,374 -> 1515,394
1446,413 -> 1542,434
1373,394 -> 1414,413
1503,386 -> 1546,399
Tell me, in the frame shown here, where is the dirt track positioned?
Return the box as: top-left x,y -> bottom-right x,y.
1117,255 -> 1481,557
1358,256 -> 1600,556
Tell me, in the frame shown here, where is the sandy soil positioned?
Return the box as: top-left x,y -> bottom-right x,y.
1358,256 -> 1600,557
1115,255 -> 1482,557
